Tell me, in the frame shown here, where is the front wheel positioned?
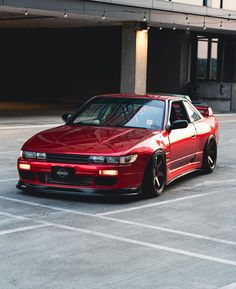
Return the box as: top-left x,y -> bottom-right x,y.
202,136 -> 217,174
142,151 -> 166,198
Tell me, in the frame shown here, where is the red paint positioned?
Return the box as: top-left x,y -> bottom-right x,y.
17,94 -> 218,194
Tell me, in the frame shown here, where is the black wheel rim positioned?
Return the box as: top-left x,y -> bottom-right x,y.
153,155 -> 165,192
207,139 -> 217,169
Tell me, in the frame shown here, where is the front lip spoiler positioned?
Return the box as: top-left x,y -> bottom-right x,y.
16,181 -> 140,196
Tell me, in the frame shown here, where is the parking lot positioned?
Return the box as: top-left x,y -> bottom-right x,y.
0,113 -> 236,289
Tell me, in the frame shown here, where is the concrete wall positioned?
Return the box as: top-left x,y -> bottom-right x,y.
196,81 -> 232,112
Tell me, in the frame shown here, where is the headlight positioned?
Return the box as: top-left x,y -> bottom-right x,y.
89,156 -> 105,163
23,151 -> 37,159
36,152 -> 46,160
22,151 -> 46,160
89,154 -> 138,164
106,156 -> 120,164
120,154 -> 138,164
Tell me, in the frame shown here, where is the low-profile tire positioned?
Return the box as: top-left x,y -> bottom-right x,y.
142,150 -> 166,198
202,136 -> 217,174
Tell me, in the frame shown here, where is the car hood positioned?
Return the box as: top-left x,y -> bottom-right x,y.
23,125 -> 157,155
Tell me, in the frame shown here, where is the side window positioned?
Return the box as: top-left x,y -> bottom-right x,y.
170,101 -> 189,124
184,102 -> 201,122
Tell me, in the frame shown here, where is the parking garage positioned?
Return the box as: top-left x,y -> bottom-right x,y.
1,0 -> 236,109
1,1 -> 236,289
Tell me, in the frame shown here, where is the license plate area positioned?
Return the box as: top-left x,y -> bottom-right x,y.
51,166 -> 75,181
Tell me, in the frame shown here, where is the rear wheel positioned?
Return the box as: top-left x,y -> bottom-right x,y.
202,136 -> 217,174
142,151 -> 166,198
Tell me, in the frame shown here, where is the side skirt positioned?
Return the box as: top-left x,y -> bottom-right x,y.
166,162 -> 202,186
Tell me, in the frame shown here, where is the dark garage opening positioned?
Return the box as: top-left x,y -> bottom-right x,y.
147,28 -> 188,95
0,26 -> 122,102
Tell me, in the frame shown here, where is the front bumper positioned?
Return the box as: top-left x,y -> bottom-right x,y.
17,158 -> 144,196
16,181 -> 140,196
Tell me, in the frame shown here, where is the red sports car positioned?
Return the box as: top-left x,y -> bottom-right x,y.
17,94 -> 218,197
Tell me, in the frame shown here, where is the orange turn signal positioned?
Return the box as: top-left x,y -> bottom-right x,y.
99,170 -> 118,176
19,163 -> 31,170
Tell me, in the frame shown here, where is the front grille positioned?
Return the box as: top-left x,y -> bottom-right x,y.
46,153 -> 89,164
38,173 -> 92,187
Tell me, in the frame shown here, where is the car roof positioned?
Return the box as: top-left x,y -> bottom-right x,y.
97,93 -> 189,102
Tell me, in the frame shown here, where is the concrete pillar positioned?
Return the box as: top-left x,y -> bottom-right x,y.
120,25 -> 148,94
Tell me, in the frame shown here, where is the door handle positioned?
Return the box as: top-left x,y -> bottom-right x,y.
192,135 -> 196,138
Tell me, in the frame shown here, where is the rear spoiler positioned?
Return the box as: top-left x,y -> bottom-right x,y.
192,102 -> 213,118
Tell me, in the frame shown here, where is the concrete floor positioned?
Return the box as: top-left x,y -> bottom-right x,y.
0,113 -> 236,289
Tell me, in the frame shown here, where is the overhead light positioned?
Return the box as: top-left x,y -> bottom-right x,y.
64,9 -> 68,18
186,14 -> 189,22
143,12 -> 147,22
102,11 -> 106,20
135,21 -> 149,32
159,25 -> 163,30
203,17 -> 206,30
186,24 -> 190,31
143,26 -> 150,32
24,8 -> 28,17
173,23 -> 176,30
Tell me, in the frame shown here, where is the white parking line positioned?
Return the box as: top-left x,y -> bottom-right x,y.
0,151 -> 17,154
172,178 -> 236,191
216,113 -> 236,116
0,155 -> 18,158
1,194 -> 236,248
0,224 -> 51,236
0,124 -> 61,130
1,207 -> 236,267
0,192 -> 222,219
0,196 -> 94,217
50,222 -> 236,267
0,178 -> 18,183
100,216 -> 236,246
96,191 -> 224,216
219,120 -> 236,123
0,211 -> 28,220
218,282 -> 236,289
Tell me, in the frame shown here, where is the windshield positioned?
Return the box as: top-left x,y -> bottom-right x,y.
70,97 -> 165,130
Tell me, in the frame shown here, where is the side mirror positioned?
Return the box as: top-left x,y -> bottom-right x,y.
62,113 -> 71,123
166,120 -> 188,132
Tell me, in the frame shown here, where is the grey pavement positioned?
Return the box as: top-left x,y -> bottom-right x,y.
0,113 -> 236,289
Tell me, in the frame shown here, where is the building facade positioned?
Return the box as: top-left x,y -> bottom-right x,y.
1,0 -> 236,111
